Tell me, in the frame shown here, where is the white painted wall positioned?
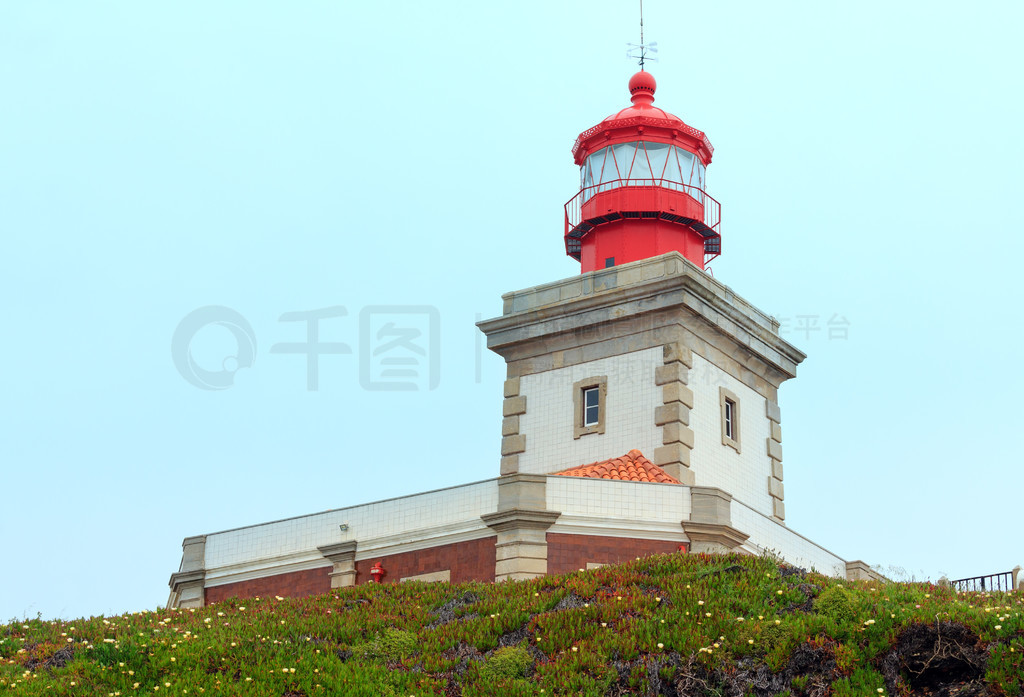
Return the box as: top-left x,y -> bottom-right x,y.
204,479 -> 498,574
732,501 -> 846,577
689,352 -> 774,517
518,347 -> 662,474
548,475 -> 690,522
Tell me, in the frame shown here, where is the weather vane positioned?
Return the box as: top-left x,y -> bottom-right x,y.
626,0 -> 658,69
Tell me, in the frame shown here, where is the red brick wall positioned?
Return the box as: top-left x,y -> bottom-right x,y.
205,534 -> 681,602
202,537 -> 497,604
354,536 -> 496,585
546,533 -> 684,575
205,566 -> 331,605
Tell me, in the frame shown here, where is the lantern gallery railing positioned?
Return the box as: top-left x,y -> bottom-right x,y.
564,179 -> 722,264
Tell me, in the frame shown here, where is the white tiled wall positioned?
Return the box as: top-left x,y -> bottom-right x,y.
689,353 -> 773,516
547,476 -> 690,522
204,480 -> 498,570
518,348 -> 662,474
732,501 -> 846,577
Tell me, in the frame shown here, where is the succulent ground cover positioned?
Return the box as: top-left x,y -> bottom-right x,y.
2,553 -> 1022,695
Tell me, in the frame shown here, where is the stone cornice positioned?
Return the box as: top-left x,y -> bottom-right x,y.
481,509 -> 562,533
318,541 -> 357,561
355,529 -> 494,559
204,559 -> 332,588
549,518 -> 689,540
680,521 -> 751,549
478,252 -> 805,380
168,569 -> 205,590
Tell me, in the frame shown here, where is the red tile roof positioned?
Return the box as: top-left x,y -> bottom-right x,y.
553,449 -> 681,484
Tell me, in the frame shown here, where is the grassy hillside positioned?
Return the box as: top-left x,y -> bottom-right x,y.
2,553 -> 1022,695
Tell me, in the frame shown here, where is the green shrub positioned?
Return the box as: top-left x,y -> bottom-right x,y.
760,621 -> 785,650
379,628 -> 417,659
352,628 -> 418,662
480,646 -> 533,681
762,622 -> 802,672
813,586 -> 854,623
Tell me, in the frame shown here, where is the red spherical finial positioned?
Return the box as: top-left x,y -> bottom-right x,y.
628,71 -> 656,104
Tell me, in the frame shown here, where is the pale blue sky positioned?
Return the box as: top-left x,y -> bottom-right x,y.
2,1 -> 1022,620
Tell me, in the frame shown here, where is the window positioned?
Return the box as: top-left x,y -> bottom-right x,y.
719,387 -> 741,453
583,386 -> 600,425
580,143 -> 708,202
573,376 -> 607,439
604,257 -> 615,268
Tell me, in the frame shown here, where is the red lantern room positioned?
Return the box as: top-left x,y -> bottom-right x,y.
564,70 -> 721,272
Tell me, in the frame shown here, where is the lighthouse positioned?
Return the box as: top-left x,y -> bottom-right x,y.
168,64 -> 882,611
564,70 -> 721,272
478,67 -> 808,579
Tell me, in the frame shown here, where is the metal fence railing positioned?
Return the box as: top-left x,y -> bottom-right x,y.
950,571 -> 1016,592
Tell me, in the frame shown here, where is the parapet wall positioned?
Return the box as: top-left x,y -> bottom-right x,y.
180,479 -> 500,600
170,473 -> 866,609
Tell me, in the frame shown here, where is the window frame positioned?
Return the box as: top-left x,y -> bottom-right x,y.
573,376 -> 608,439
719,386 -> 741,453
